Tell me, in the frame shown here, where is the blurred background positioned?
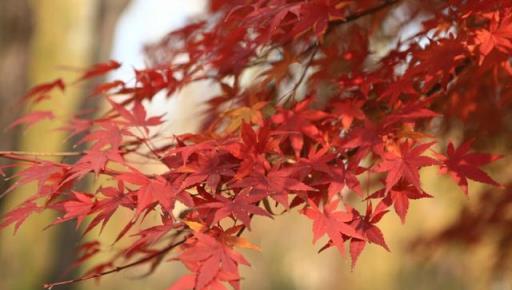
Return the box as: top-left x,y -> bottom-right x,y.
0,1 -> 510,290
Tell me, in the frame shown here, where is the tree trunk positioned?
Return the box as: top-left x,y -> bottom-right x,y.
0,1 -> 130,289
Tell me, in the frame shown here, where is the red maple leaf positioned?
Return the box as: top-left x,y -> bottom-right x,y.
475,13 -> 512,60
177,151 -> 236,191
225,123 -> 278,180
303,198 -> 362,255
23,78 -> 65,103
348,202 -> 389,268
290,0 -> 349,38
0,200 -> 42,233
6,161 -> 66,196
109,99 -> 164,133
373,142 -> 439,193
93,80 -> 125,95
54,192 -> 95,228
7,110 -> 55,130
271,98 -> 329,156
233,166 -> 315,208
80,122 -> 127,151
369,179 -> 432,223
296,146 -> 353,197
177,231 -> 250,290
117,170 -> 183,215
67,148 -> 123,181
440,140 -> 502,195
83,182 -> 134,235
75,60 -> 121,82
331,99 -> 366,130
200,188 -> 271,229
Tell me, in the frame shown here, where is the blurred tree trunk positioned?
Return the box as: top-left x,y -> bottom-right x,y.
0,1 -> 129,290
44,1 -> 131,289
0,0 -> 33,201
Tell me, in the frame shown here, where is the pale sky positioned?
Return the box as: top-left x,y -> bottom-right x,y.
110,0 -> 206,80
109,0 -> 207,133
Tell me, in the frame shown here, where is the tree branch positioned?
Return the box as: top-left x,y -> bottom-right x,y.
330,0 -> 400,31
43,238 -> 187,290
0,150 -> 82,157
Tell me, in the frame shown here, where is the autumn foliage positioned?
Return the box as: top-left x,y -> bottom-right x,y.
1,0 -> 511,289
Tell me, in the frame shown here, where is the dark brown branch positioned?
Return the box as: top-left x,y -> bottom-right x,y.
301,0 -> 401,56
43,238 -> 187,290
329,0 -> 400,32
279,46 -> 320,103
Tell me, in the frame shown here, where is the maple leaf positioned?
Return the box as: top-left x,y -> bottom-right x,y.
93,80 -> 125,95
296,146 -> 350,197
303,198 -> 362,255
7,110 -> 55,130
80,122 -> 127,151
177,231 -> 251,290
369,179 -> 432,223
338,120 -> 383,151
228,122 -> 277,161
475,13 -> 512,61
72,241 -> 102,269
201,188 -> 272,229
407,38 -> 468,91
0,200 -> 42,234
373,142 -> 439,194
59,118 -> 93,139
296,146 -> 336,176
109,99 -> 164,133
83,183 -> 133,235
125,220 -> 175,256
331,99 -> 365,130
167,275 -> 195,290
75,60 -> 121,82
54,192 -> 95,228
223,123 -> 278,180
177,151 -> 236,191
222,102 -> 266,134
271,98 -> 329,156
67,147 -> 124,181
379,77 -> 418,103
349,238 -> 366,269
23,78 -> 65,103
384,99 -> 439,126
439,140 -> 502,195
233,166 -> 315,208
348,203 -> 389,268
245,3 -> 302,41
117,170 -> 182,214
6,161 -> 66,196
290,0 -> 350,38
166,139 -> 217,166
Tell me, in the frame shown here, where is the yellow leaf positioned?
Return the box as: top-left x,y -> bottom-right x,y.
231,236 -> 261,251
223,101 -> 267,133
184,221 -> 204,232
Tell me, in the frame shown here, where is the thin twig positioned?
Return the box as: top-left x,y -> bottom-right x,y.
0,151 -> 82,157
279,46 -> 319,103
277,0 -> 401,103
43,238 -> 187,290
329,0 -> 400,32
300,0 -> 401,56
